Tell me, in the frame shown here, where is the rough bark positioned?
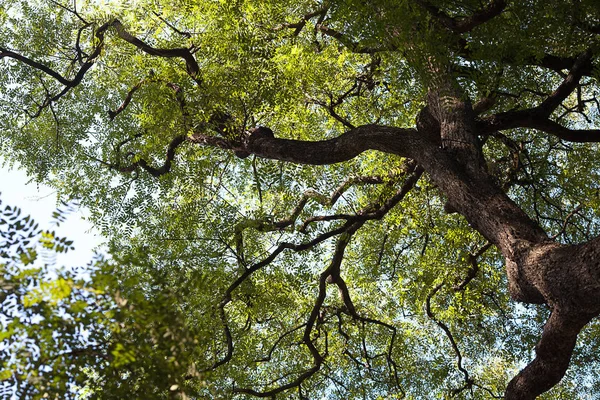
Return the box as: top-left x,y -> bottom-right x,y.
228,80 -> 600,398
5,8 -> 600,399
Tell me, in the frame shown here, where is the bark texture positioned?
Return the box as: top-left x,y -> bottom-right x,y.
5,6 -> 600,398
228,80 -> 600,399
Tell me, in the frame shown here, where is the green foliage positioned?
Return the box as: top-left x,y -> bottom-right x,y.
1,0 -> 600,398
0,198 -> 224,399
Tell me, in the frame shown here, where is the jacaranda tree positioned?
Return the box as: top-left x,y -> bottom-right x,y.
2,0 -> 600,398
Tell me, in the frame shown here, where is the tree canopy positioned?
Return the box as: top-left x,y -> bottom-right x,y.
2,0 -> 600,398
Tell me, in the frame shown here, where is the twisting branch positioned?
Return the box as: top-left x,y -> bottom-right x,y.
308,57 -> 381,128
0,21 -> 110,112
301,163 -> 423,231
326,224 -> 405,395
275,7 -> 329,36
204,221 -> 355,372
2,17 -> 203,118
425,283 -> 473,394
109,84 -> 193,175
235,220 -> 364,397
232,240 -> 337,397
427,246 -> 504,398
415,0 -> 507,33
47,0 -> 89,25
234,168 -> 407,256
551,204 -> 584,240
232,161 -> 419,264
117,134 -> 187,177
536,51 -> 593,117
255,324 -> 308,363
322,169 -> 424,394
108,73 -> 154,120
477,51 -> 599,142
453,242 -> 492,291
478,115 -> 600,142
110,19 -> 201,81
214,166 -> 423,395
457,34 -> 596,77
308,93 -> 356,129
505,312 -> 592,399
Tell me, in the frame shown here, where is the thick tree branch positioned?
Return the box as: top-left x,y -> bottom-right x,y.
458,38 -> 597,77
246,125 -> 419,164
505,312 -> 591,400
187,118 -> 547,278
0,47 -> 72,86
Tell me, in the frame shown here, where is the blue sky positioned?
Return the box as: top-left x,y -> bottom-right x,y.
0,160 -> 104,267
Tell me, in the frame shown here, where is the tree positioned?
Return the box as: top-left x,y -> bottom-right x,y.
1,0 -> 600,398
0,196 -> 219,399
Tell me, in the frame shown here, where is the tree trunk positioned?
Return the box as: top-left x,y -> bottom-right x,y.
239,75 -> 600,399
416,86 -> 600,399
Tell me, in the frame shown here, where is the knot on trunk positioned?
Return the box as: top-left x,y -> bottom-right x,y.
248,126 -> 275,147
416,106 -> 441,142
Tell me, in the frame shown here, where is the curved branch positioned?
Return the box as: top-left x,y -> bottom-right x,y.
551,204 -> 584,240
276,7 -> 329,36
2,17 -> 202,115
222,168 -> 422,394
108,77 -> 147,120
458,40 -> 597,77
330,236 -> 405,395
0,47 -> 72,86
537,51 -> 593,117
425,283 -> 473,391
118,134 -> 187,176
255,324 -> 308,363
111,19 -> 200,80
415,0 -> 507,33
234,173 -> 394,256
246,125 -> 419,165
505,312 -> 591,400
453,242 -> 492,291
477,110 -> 600,142
234,168 -> 410,251
0,22 -> 110,109
206,221 -> 357,372
477,51 -> 597,142
233,256 -> 330,397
